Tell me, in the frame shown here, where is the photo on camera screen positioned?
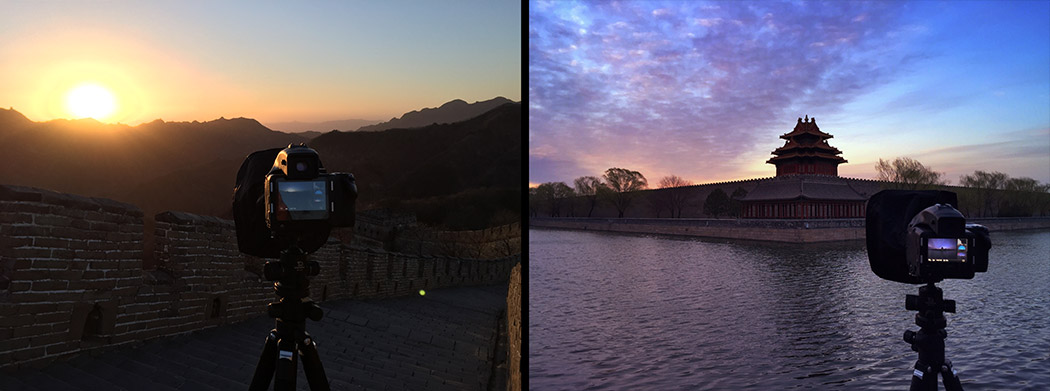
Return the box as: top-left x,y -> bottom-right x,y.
277,180 -> 328,219
927,237 -> 969,262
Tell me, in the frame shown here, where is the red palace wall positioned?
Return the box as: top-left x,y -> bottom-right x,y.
742,200 -> 866,219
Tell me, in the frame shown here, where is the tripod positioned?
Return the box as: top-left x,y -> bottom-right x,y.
902,282 -> 964,391
249,246 -> 330,391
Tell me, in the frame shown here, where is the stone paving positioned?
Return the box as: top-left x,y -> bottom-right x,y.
0,284 -> 508,390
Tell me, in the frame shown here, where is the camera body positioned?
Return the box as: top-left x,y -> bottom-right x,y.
263,145 -> 357,233
234,144 -> 357,259
866,190 -> 990,284
904,204 -> 990,281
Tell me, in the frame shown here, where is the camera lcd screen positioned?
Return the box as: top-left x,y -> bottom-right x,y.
925,237 -> 969,263
276,179 -> 328,220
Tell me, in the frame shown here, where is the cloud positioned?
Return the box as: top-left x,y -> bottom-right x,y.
529,1 -> 923,184
917,128 -> 1050,184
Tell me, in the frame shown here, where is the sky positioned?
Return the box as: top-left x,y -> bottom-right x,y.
529,0 -> 1050,187
0,1 -> 520,125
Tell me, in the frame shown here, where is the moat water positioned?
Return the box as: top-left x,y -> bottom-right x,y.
529,228 -> 1050,390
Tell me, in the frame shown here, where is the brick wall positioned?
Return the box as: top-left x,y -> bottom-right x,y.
0,184 -> 519,369
391,222 -> 522,259
506,262 -> 521,391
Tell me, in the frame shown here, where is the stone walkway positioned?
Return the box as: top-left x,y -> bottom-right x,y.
0,284 -> 509,390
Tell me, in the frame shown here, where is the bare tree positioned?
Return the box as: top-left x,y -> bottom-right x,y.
1002,177 -> 1050,217
602,168 -> 647,218
528,187 -> 539,218
573,176 -> 606,217
534,182 -> 574,217
875,157 -> 947,189
959,171 -> 1009,217
658,175 -> 694,218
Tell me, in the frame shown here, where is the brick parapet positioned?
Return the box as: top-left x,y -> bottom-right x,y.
0,184 -> 518,369
506,262 -> 521,391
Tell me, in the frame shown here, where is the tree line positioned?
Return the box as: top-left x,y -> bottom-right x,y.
875,157 -> 1050,217
529,168 -> 749,218
531,158 -> 1050,219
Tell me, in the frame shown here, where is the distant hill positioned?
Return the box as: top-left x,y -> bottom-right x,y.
265,118 -> 380,133
0,111 -> 308,213
355,97 -> 515,132
310,102 -> 521,228
0,102 -> 521,229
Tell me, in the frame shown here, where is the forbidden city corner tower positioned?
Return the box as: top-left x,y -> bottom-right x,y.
767,115 -> 847,177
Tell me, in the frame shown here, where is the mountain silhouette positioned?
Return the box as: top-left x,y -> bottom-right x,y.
265,118 -> 380,134
354,97 -> 515,132
0,107 -> 33,129
0,112 -> 308,211
0,100 -> 520,229
310,102 -> 521,228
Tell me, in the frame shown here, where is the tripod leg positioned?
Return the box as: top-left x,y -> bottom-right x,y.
941,360 -> 964,391
909,362 -> 938,391
298,334 -> 331,391
273,336 -> 299,391
249,330 -> 279,391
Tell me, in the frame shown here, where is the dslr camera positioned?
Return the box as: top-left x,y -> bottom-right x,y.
866,190 -> 990,284
233,144 -> 357,259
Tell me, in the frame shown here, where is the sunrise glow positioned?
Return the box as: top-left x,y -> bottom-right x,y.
65,83 -> 117,121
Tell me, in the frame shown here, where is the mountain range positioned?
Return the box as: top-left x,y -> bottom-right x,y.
0,98 -> 520,229
263,97 -> 515,134
264,118 -> 380,134
354,97 -> 515,132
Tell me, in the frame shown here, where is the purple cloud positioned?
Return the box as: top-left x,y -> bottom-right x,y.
529,1 -> 924,184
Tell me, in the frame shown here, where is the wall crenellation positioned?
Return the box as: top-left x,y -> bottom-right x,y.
0,184 -> 519,369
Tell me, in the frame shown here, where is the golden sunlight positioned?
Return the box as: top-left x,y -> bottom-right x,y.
65,83 -> 117,121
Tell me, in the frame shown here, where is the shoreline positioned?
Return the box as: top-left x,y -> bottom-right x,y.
529,217 -> 1050,243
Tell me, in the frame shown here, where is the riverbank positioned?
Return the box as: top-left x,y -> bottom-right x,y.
529,216 -> 1050,243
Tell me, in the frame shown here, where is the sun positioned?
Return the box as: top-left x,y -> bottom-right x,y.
65,83 -> 117,121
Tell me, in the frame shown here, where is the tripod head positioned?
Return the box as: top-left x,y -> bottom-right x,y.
263,244 -> 323,322
905,282 -> 955,337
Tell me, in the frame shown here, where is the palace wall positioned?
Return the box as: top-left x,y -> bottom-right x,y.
533,175 -> 1050,220
0,184 -> 519,369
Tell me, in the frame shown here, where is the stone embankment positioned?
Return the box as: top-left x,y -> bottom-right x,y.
530,217 -> 1050,243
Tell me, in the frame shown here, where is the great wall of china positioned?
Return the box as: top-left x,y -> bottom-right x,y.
0,184 -> 520,369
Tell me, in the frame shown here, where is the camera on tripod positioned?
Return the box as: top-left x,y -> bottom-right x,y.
865,190 -> 990,284
232,143 -> 358,390
865,190 -> 993,390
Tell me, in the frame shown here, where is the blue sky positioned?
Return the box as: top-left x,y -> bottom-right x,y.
529,0 -> 1050,186
0,1 -> 520,124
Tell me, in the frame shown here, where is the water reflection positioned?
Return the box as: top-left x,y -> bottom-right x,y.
530,228 -> 1050,390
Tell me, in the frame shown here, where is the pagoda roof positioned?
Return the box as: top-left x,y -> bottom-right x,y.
767,151 -> 848,164
771,139 -> 842,155
740,175 -> 866,201
779,116 -> 833,140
